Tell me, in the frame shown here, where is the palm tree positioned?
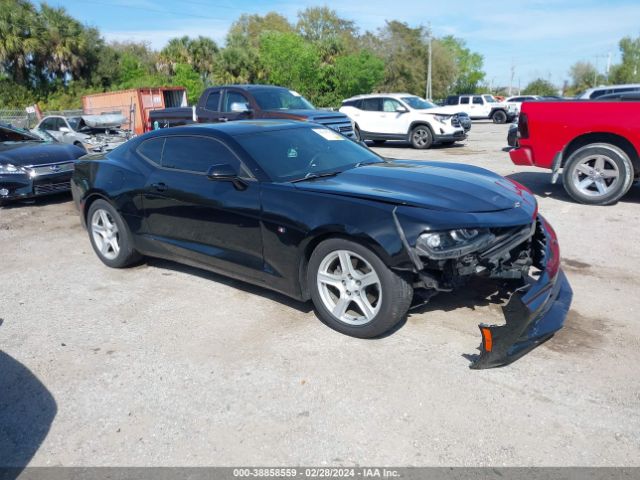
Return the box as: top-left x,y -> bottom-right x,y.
0,0 -> 39,84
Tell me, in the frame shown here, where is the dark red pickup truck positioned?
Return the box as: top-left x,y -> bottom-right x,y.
510,101 -> 640,205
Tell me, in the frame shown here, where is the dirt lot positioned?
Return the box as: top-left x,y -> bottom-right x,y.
1,122 -> 639,467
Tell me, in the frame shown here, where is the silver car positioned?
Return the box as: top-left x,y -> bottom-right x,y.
35,115 -> 130,153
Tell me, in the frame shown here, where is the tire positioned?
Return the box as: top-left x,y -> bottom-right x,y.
87,199 -> 141,268
562,143 -> 634,205
410,125 -> 433,149
372,140 -> 386,146
353,125 -> 362,142
492,110 -> 508,124
307,238 -> 413,338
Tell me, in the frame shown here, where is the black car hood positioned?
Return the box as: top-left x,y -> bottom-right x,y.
0,142 -> 85,166
293,160 -> 533,213
264,109 -> 349,121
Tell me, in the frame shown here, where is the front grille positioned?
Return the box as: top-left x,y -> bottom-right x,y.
28,162 -> 75,176
312,116 -> 354,136
34,181 -> 71,195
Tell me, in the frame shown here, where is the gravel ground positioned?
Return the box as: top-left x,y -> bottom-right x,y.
1,121 -> 639,467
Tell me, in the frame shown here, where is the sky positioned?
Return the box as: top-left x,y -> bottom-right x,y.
48,0 -> 640,90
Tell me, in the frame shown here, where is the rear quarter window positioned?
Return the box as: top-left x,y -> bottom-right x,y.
136,137 -> 165,166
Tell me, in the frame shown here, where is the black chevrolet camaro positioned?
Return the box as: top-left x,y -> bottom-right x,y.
72,121 -> 572,368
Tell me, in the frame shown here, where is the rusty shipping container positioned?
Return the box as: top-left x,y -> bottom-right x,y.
82,87 -> 188,135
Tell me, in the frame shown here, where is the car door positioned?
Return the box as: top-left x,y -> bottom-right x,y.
355,98 -> 383,134
39,117 -> 62,141
376,97 -> 410,134
457,96 -> 472,116
196,88 -> 223,123
141,134 -> 264,280
471,96 -> 487,118
219,89 -> 254,122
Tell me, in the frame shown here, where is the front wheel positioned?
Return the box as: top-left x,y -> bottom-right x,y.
492,110 -> 508,124
308,238 -> 413,338
563,143 -> 634,205
87,199 -> 141,268
410,125 -> 433,149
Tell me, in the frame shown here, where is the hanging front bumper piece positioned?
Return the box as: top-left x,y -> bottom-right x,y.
470,217 -> 572,369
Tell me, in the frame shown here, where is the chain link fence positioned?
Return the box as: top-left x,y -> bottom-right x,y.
0,109 -> 38,129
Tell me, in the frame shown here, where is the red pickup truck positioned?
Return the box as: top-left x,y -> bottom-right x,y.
510,101 -> 640,205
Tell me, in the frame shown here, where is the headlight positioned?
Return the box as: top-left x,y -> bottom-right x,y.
0,163 -> 27,175
416,228 -> 495,259
434,114 -> 451,123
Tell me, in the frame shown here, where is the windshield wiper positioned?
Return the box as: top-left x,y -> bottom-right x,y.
290,171 -> 343,183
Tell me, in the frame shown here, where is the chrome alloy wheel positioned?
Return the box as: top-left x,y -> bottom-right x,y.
91,208 -> 120,260
571,155 -> 620,197
316,250 -> 382,325
411,127 -> 431,147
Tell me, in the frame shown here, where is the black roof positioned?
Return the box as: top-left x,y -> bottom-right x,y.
143,120 -> 309,139
205,84 -> 292,91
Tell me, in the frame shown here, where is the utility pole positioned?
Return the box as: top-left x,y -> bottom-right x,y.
426,23 -> 432,100
508,60 -> 515,96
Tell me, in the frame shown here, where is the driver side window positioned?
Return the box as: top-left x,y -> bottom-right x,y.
223,92 -> 250,112
382,98 -> 401,112
161,136 -> 250,177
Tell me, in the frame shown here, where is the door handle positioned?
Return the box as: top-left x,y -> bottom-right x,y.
151,182 -> 167,192
218,117 -> 229,122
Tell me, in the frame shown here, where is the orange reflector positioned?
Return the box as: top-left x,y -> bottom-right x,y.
481,327 -> 493,352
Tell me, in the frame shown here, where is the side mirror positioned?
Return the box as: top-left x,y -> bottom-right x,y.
59,127 -> 71,133
230,102 -> 251,113
395,106 -> 408,113
206,163 -> 247,190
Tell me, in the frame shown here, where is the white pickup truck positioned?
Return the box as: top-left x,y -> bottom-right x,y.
440,94 -> 517,124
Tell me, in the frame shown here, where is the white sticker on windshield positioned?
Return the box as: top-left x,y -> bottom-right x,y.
312,128 -> 345,141
289,90 -> 301,97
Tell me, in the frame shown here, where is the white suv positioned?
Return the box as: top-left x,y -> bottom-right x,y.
441,94 -> 517,123
339,94 -> 467,149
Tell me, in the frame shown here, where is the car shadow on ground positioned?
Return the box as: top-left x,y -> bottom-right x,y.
368,141 -> 467,150
506,171 -> 640,205
0,351 -> 57,477
0,192 -> 72,210
145,258 -> 314,314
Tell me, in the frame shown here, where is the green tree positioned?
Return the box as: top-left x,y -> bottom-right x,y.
439,36 -> 485,94
0,0 -> 39,84
259,31 -> 320,99
568,61 -> 600,94
609,35 -> 640,84
334,51 -> 384,99
522,78 -> 558,96
371,21 -> 428,96
172,63 -> 204,103
228,12 -> 293,49
296,7 -> 357,44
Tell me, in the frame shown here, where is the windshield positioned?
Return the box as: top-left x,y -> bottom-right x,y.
67,117 -> 81,131
252,89 -> 315,110
483,95 -> 497,103
401,96 -> 437,110
29,129 -> 57,142
234,126 -> 384,182
0,126 -> 43,143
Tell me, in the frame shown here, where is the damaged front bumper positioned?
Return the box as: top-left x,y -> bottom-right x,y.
470,216 -> 572,368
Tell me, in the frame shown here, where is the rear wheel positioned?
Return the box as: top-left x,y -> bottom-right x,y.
87,199 -> 141,268
492,110 -> 508,124
410,125 -> 433,149
563,143 -> 634,205
308,238 -> 413,338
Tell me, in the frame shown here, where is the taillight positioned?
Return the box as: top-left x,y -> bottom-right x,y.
518,113 -> 529,139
